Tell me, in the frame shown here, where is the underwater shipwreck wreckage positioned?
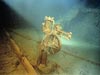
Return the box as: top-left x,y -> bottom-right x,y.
37,16 -> 72,73
4,16 -> 72,75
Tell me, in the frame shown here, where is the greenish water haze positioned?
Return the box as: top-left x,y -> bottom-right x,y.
4,0 -> 100,46
3,0 -> 100,75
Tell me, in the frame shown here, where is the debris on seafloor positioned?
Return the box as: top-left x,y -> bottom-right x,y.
5,31 -> 38,75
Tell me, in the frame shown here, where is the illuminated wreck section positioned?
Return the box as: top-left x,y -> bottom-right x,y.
37,16 -> 72,74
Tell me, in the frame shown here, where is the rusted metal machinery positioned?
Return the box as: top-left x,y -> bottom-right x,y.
37,16 -> 72,73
